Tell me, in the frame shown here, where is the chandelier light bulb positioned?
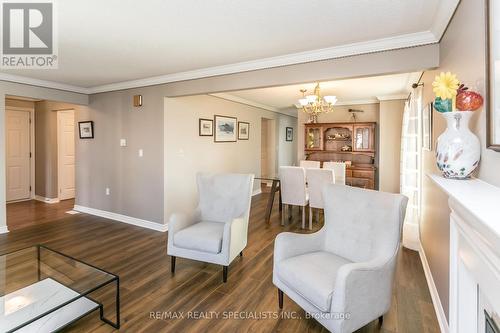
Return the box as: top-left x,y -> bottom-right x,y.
299,98 -> 309,106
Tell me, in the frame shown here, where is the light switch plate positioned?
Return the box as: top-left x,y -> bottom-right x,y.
120,139 -> 127,147
138,149 -> 143,157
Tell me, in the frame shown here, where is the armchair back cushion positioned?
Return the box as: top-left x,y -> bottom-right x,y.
197,173 -> 254,223
322,185 -> 408,263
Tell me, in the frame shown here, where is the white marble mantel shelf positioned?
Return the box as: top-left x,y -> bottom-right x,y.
429,174 -> 500,254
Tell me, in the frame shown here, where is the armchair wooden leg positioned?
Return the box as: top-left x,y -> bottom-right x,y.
301,206 -> 306,229
223,266 -> 228,283
240,251 -> 243,257
308,206 -> 313,230
171,256 -> 176,274
378,315 -> 383,326
278,289 -> 284,309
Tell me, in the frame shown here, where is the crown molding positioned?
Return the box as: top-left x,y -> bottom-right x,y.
88,31 -> 437,94
377,94 -> 409,101
0,31 -> 439,95
0,73 -> 89,94
430,0 -> 461,41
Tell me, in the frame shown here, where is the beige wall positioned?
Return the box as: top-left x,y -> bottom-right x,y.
278,115 -> 298,167
5,99 -> 35,109
419,0 -> 500,320
379,100 -> 405,193
34,101 -> 84,199
76,87 -> 165,223
164,95 -> 297,221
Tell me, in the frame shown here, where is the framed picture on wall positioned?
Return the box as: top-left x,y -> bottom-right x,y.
486,0 -> 500,151
422,103 -> 433,151
78,121 -> 94,139
286,127 -> 293,141
238,122 -> 250,140
199,118 -> 213,136
214,115 -> 237,142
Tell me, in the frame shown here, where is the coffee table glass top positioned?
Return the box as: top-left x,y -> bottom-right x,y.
0,245 -> 119,332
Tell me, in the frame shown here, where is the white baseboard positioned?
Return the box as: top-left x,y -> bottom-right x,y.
419,244 -> 449,333
252,188 -> 262,196
73,205 -> 168,232
34,195 -> 60,204
0,226 -> 9,234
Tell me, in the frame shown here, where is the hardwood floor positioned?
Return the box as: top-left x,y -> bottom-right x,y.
6,199 -> 75,231
0,192 -> 440,333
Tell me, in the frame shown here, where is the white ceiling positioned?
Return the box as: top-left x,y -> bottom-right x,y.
0,0 -> 458,93
224,72 -> 421,114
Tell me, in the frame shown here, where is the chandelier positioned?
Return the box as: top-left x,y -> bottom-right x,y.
298,83 -> 337,123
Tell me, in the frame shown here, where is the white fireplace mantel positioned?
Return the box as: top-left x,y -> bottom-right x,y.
430,174 -> 500,333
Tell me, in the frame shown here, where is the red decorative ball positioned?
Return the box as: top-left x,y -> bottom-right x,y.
456,91 -> 483,111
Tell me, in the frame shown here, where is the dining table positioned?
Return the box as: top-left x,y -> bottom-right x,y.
255,175 -> 281,224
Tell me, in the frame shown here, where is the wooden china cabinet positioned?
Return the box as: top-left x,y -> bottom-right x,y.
304,122 -> 377,189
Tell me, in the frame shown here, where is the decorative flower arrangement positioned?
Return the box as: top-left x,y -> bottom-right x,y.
432,72 -> 482,179
432,72 -> 484,112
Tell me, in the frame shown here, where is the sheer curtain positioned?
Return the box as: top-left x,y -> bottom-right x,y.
400,86 -> 422,250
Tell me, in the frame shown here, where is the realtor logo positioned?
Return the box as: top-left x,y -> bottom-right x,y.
1,0 -> 57,68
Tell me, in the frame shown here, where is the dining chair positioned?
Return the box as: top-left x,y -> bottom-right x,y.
299,160 -> 321,169
299,160 -> 321,183
279,166 -> 308,229
323,161 -> 346,185
306,168 -> 334,230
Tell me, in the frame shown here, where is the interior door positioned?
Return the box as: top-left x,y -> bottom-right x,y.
57,110 -> 75,200
6,110 -> 31,201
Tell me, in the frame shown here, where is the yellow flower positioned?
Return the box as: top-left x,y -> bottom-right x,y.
432,72 -> 460,100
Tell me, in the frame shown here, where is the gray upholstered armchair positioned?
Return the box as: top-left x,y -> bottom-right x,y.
273,184 -> 408,333
167,173 -> 254,282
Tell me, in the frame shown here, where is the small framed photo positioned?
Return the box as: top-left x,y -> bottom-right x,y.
238,121 -> 250,140
422,103 -> 433,151
78,121 -> 94,139
286,127 -> 293,141
214,115 -> 237,142
199,118 -> 213,136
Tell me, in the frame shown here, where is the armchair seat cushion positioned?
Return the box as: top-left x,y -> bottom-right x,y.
277,251 -> 351,312
173,221 -> 225,254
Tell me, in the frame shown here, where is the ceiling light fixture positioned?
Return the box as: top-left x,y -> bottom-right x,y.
298,83 -> 336,123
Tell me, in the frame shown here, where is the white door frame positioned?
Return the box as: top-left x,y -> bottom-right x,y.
57,109 -> 75,200
5,106 -> 35,202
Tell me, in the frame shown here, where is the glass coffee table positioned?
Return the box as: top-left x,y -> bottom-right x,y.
0,245 -> 120,332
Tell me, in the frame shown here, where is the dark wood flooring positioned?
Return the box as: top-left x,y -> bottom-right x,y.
0,192 -> 439,333
6,199 -> 75,231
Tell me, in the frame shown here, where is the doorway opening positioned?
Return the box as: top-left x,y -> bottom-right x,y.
5,96 -> 78,231
260,118 -> 277,190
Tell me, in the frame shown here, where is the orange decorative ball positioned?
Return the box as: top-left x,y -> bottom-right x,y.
456,91 -> 483,111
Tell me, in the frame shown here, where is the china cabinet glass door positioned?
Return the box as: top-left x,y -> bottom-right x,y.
305,126 -> 322,150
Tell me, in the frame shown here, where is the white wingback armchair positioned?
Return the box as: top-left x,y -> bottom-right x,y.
167,173 -> 254,282
273,184 -> 408,333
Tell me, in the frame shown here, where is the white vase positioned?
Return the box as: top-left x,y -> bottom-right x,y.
436,111 -> 480,179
